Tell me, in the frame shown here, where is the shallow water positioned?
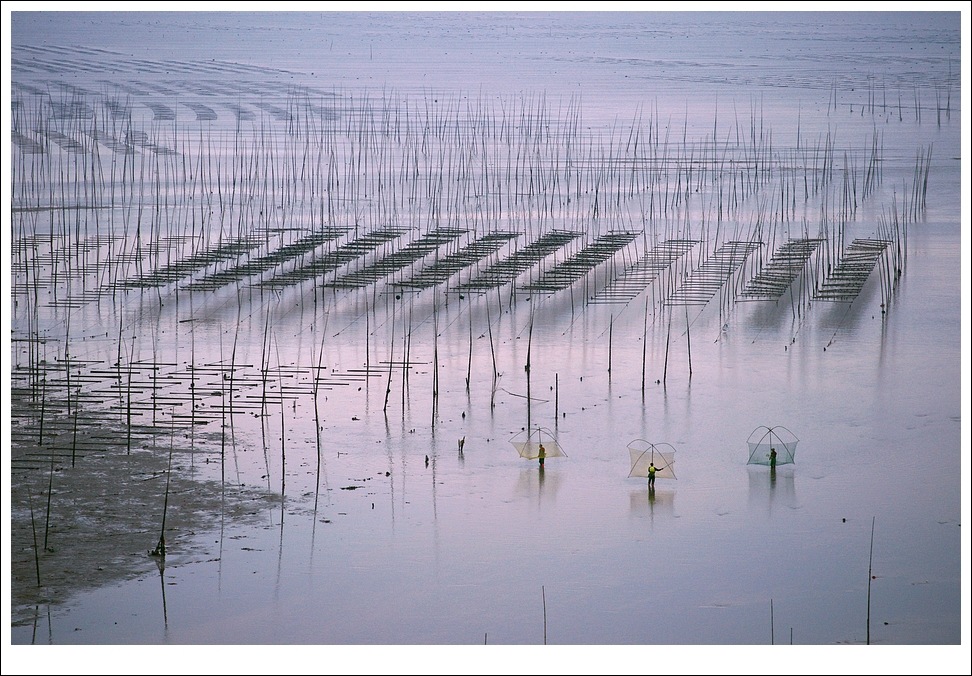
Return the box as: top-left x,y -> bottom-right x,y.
5,7 -> 967,670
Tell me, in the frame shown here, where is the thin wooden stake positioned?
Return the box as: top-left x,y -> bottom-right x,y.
466,310 -> 473,392
770,597 -> 775,645
542,584 -> 547,645
685,302 -> 693,376
43,443 -> 55,551
151,431 -> 175,558
608,314 -> 613,376
867,515 -> 875,645
26,486 -> 41,587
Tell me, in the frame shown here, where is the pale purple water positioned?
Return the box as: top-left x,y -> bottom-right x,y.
5,7 -> 967,672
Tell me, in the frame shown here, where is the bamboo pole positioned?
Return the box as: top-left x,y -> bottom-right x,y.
150,430 -> 175,559
867,516 -> 875,645
542,585 -> 547,645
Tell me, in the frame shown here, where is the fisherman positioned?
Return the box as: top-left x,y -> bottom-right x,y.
769,447 -> 778,468
647,462 -> 662,487
538,442 -> 546,469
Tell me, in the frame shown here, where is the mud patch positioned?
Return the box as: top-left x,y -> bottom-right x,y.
9,432 -> 278,627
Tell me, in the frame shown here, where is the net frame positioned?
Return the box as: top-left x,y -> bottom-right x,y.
509,427 -> 566,460
626,439 -> 677,479
746,425 -> 798,465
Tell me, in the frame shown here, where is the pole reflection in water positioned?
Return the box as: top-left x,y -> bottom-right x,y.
153,556 -> 168,634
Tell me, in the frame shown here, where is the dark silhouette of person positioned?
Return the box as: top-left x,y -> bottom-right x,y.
769,447 -> 778,468
648,462 -> 663,487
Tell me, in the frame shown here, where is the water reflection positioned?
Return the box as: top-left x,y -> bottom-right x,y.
747,465 -> 798,514
514,465 -> 562,505
6,10 -> 961,650
153,556 -> 169,635
629,485 -> 675,524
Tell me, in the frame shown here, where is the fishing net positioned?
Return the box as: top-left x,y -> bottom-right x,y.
509,427 -> 566,459
746,425 -> 798,465
627,440 -> 677,479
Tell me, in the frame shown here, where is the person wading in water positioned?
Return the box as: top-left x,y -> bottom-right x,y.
648,462 -> 664,487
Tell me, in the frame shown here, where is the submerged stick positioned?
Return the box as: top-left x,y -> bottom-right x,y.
525,314 -> 534,375
542,584 -> 547,645
486,303 -> 498,379
432,308 -> 439,428
71,391 -> 79,468
43,443 -> 55,551
663,305 -> 672,384
867,515 -> 875,645
641,292 -> 649,395
608,314 -> 613,376
770,597 -> 774,645
465,310 -> 473,392
151,432 -> 175,558
685,302 -> 693,377
27,486 -> 41,586
383,310 -> 396,413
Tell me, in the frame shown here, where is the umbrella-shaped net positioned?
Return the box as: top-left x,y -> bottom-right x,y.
627,440 -> 677,479
509,427 -> 566,460
746,425 -> 798,465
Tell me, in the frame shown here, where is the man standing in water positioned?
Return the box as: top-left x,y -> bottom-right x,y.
770,447 -> 778,468
538,443 -> 546,469
648,462 -> 662,487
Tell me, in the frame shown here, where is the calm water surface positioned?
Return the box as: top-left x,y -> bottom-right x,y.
5,8 -> 967,673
